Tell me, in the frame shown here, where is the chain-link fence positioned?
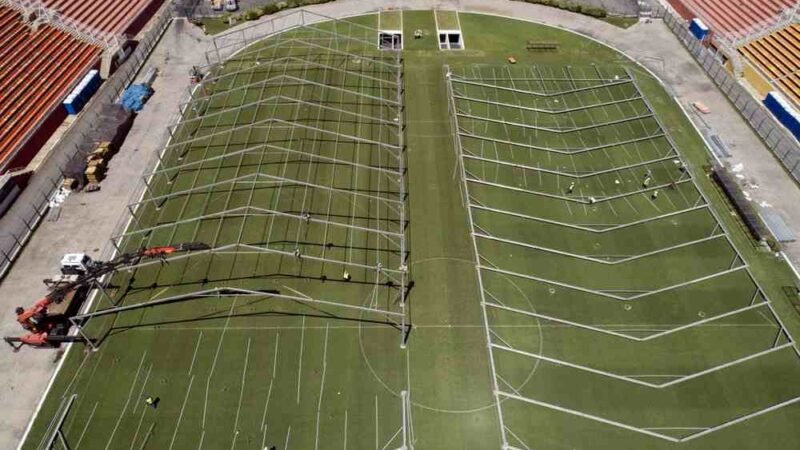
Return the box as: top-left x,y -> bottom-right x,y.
0,1 -> 177,280
649,1 -> 800,182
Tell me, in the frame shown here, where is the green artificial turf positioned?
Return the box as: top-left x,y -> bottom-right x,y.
379,10 -> 403,30
22,10 -> 800,450
194,17 -> 231,35
434,10 -> 460,30
600,16 -> 641,29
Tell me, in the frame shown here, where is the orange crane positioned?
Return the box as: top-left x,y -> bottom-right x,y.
4,242 -> 209,350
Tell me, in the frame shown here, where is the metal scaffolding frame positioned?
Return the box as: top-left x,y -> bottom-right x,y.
445,64 -> 800,447
85,12 -> 410,350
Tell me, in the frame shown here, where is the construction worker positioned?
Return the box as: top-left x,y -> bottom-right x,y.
343,269 -> 351,281
144,395 -> 158,409
567,181 -> 576,194
15,303 -> 47,333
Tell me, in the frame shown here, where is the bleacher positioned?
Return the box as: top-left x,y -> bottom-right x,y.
42,0 -> 164,35
0,5 -> 100,171
0,0 -> 164,172
741,24 -> 800,106
667,0 -> 795,40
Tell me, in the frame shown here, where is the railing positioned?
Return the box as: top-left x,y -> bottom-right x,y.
727,3 -> 800,48
0,0 -> 176,280
649,0 -> 800,184
0,0 -> 123,49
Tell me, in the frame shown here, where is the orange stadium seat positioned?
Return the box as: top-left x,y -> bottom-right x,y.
741,25 -> 800,105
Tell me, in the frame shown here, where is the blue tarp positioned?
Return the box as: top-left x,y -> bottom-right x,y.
121,84 -> 153,112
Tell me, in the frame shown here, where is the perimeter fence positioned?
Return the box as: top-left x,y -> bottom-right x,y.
648,0 -> 800,182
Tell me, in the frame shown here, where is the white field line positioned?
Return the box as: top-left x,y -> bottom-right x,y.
131,364 -> 153,416
202,299 -> 236,430
450,76 -> 632,97
273,332 -> 280,378
456,110 -> 654,134
467,174 -> 689,204
492,341 -> 795,388
343,409 -> 348,450
314,324 -> 330,450
188,331 -> 204,375
261,332 -> 280,432
168,375 -> 195,450
505,426 -> 531,450
460,129 -> 666,155
104,352 -> 147,450
128,403 -> 148,450
197,430 -> 205,450
454,92 -> 642,115
474,231 -> 725,265
480,264 -> 748,301
380,428 -> 402,450
471,202 -> 709,233
497,390 -> 680,443
284,425 -> 292,450
230,338 -> 251,450
74,402 -> 98,450
485,299 -> 772,341
297,316 -> 306,405
462,150 -> 673,177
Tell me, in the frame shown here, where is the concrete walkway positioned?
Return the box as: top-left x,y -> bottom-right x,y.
6,0 -> 800,447
0,19 -> 210,449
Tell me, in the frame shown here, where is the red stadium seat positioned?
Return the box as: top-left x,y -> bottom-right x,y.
0,1 -> 164,170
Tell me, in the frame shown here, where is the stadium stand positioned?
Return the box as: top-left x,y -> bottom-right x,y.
0,5 -> 100,171
0,0 -> 164,173
666,0 -> 795,40
42,0 -> 165,35
740,24 -> 800,105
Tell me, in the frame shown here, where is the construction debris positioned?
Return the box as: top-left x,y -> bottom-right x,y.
64,104 -> 133,190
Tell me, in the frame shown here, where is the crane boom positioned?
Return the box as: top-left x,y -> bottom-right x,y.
4,242 -> 209,351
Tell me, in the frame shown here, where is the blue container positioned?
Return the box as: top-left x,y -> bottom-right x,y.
689,18 -> 709,40
63,69 -> 102,115
764,91 -> 800,141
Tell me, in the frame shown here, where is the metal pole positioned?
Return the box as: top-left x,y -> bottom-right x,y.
70,318 -> 98,351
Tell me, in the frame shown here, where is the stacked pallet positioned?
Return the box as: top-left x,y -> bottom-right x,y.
63,103 -> 133,189
84,141 -> 115,186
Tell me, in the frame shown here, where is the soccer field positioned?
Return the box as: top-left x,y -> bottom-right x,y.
23,9 -> 800,450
